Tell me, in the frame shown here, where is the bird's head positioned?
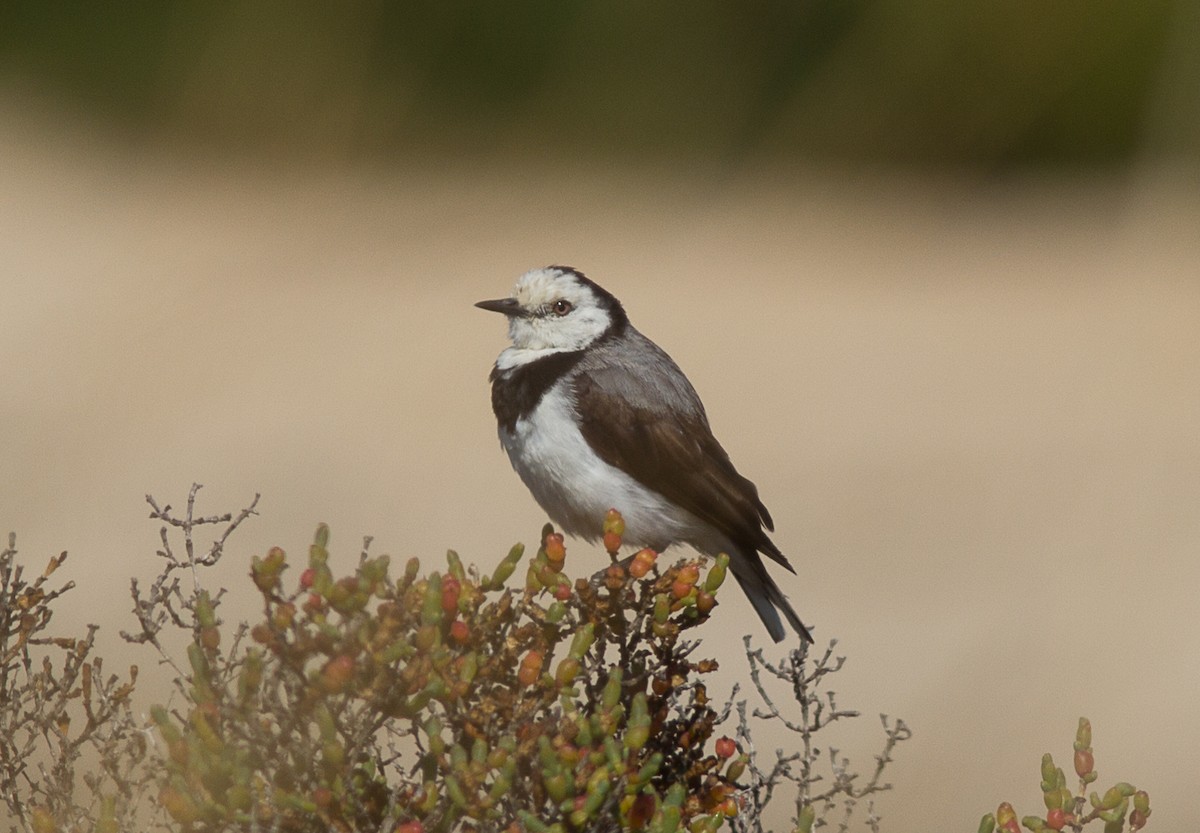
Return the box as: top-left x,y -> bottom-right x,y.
476,266 -> 627,352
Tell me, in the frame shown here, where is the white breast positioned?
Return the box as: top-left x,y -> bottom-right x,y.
499,383 -> 728,555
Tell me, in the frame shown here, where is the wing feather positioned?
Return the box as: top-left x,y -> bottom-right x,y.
573,330 -> 793,572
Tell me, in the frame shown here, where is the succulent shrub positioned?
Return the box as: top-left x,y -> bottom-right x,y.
978,718 -> 1151,833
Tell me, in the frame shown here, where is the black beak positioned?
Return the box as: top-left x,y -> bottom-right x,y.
474,297 -> 525,317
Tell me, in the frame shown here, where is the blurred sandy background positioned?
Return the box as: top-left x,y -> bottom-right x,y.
3,4 -> 1199,831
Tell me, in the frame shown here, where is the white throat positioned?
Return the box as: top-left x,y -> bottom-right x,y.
495,345 -> 573,372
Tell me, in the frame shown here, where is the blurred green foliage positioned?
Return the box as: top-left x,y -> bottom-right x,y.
0,0 -> 1189,166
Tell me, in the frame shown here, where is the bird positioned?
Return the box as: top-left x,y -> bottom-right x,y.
476,265 -> 811,643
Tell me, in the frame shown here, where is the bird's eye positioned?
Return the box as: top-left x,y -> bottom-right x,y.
552,299 -> 573,316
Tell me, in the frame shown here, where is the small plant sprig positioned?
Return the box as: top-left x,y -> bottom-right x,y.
728,639 -> 911,833
978,718 -> 1151,833
0,534 -> 150,833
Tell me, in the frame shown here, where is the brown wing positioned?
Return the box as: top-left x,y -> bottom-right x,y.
572,341 -> 794,573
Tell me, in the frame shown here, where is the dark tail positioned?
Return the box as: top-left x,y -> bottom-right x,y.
730,554 -> 813,644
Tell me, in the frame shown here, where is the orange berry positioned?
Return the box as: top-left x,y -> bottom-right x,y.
671,580 -> 694,601
628,548 -> 657,578
677,564 -> 700,586
320,655 -> 355,693
518,650 -> 544,687
544,533 -> 566,564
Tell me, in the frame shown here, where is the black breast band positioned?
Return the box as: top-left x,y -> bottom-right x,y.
490,350 -> 585,433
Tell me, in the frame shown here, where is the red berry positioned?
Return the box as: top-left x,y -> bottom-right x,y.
1046,809 -> 1066,831
628,793 -> 655,827
441,577 -> 461,614
299,568 -> 316,589
449,620 -> 470,644
200,625 -> 221,650
394,823 -> 424,833
715,737 -> 737,758
553,582 -> 572,601
304,593 -> 324,614
1074,748 -> 1094,778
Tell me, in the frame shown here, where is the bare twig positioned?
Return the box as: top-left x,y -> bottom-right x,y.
731,636 -> 910,833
